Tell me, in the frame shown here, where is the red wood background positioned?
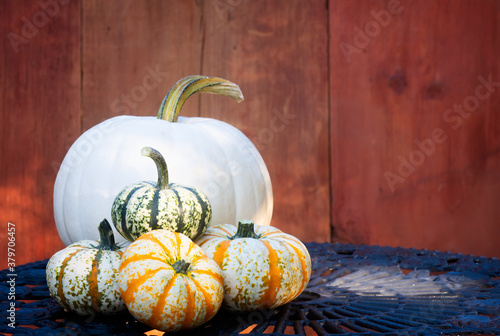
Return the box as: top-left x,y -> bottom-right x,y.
1,0 -> 499,267
0,0 -> 80,265
330,0 -> 500,256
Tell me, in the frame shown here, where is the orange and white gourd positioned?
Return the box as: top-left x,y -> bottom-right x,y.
118,229 -> 224,331
46,219 -> 125,316
195,220 -> 312,313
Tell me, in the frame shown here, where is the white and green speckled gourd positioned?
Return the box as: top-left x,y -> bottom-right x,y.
195,220 -> 312,313
111,146 -> 212,242
46,219 -> 125,316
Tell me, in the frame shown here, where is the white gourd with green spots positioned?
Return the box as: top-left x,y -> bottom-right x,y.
195,220 -> 312,313
46,219 -> 125,316
111,146 -> 211,242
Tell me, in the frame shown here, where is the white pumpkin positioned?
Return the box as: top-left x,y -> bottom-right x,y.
54,76 -> 273,246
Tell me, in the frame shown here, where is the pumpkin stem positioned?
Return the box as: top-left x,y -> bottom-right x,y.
141,147 -> 169,190
172,259 -> 191,275
232,220 -> 260,239
157,75 -> 244,122
96,219 -> 121,251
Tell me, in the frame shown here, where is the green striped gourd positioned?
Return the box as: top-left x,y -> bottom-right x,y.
111,146 -> 211,242
46,219 -> 125,316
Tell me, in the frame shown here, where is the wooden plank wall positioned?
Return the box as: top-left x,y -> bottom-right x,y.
330,0 -> 500,257
0,0 -> 80,266
1,0 -> 499,266
81,0 -> 331,243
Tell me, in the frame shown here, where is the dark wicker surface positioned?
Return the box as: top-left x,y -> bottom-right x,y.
1,242 -> 500,335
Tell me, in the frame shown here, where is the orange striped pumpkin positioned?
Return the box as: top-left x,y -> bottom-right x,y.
195,220 -> 312,313
118,229 -> 224,331
45,219 -> 125,316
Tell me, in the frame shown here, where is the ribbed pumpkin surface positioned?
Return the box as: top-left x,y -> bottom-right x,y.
46,240 -> 125,316
118,229 -> 224,331
112,181 -> 211,242
195,222 -> 312,313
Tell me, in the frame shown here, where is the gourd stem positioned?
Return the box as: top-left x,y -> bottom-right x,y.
172,259 -> 191,274
141,147 -> 169,190
96,219 -> 121,251
157,75 -> 244,122
232,220 -> 260,239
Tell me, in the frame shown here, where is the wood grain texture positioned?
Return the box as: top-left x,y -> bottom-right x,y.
0,0 -> 81,265
200,0 -> 331,242
81,0 -> 331,243
2,0 -> 500,266
329,0 -> 500,257
82,0 -> 205,130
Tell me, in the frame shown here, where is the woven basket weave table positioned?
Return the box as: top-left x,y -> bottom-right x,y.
1,242 -> 500,335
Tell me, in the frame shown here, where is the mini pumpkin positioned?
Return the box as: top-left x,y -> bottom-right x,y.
111,146 -> 211,242
119,229 -> 224,331
46,219 -> 125,316
195,220 -> 312,313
